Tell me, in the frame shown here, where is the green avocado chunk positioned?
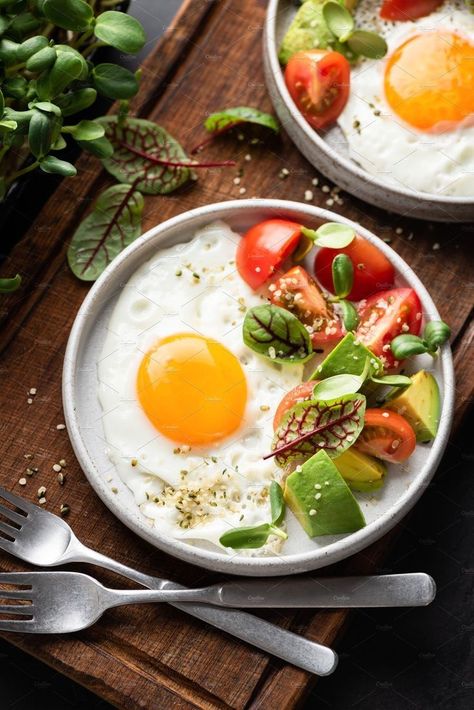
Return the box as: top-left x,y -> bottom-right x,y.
284,450 -> 365,537
310,332 -> 384,380
334,448 -> 386,493
278,0 -> 359,65
386,370 -> 440,442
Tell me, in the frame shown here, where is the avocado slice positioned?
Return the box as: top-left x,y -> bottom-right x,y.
284,450 -> 365,537
310,332 -> 384,380
334,448 -> 386,493
386,370 -> 440,442
278,0 -> 359,65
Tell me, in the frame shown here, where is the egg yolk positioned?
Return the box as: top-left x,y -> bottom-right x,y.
384,31 -> 474,132
137,333 -> 247,446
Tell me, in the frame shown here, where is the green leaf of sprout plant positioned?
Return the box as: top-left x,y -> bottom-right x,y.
67,184 -> 144,281
204,106 -> 279,134
301,223 -> 355,249
332,253 -> 353,299
423,320 -> 451,351
37,50 -> 85,100
77,135 -> 114,158
312,357 -> 370,401
323,1 -> 354,42
390,334 -> 427,360
0,274 -> 21,293
55,88 -> 97,117
28,109 -> 56,158
16,35 -> 49,62
42,0 -> 93,32
98,116 -> 194,194
92,63 -> 139,100
347,30 -> 388,59
243,304 -> 313,364
270,393 -> 366,466
39,155 -> 77,176
62,120 -> 105,141
339,299 -> 359,332
0,119 -> 17,132
270,481 -> 285,526
370,374 -> 413,387
25,45 -> 56,73
219,523 -> 287,550
94,11 -> 146,54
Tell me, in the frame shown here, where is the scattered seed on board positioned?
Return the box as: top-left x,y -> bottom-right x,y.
395,227 -> 403,235
24,453 -> 33,459
59,459 -> 67,467
18,478 -> 27,486
52,463 -> 62,473
239,187 -> 246,195
27,398 -> 33,405
60,504 -> 70,517
26,468 -> 34,477
39,497 -> 46,505
58,472 -> 65,485
37,486 -> 46,498
304,190 -> 313,202
29,388 -> 37,395
56,424 -> 66,431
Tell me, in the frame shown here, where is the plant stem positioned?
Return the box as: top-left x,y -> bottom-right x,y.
190,122 -> 242,154
73,29 -> 94,50
119,141 -> 236,168
82,40 -> 106,58
5,160 -> 40,186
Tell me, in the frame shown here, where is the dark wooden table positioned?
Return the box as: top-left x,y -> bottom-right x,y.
0,1 -> 473,707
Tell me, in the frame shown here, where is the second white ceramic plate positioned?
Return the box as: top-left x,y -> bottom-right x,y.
63,200 -> 454,576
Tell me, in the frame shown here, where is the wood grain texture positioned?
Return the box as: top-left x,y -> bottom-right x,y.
0,0 -> 473,708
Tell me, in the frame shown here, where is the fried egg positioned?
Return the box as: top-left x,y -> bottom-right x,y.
337,1 -> 474,196
97,222 -> 304,553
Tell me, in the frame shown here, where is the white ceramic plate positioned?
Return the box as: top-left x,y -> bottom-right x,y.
263,0 -> 474,223
63,199 -> 454,576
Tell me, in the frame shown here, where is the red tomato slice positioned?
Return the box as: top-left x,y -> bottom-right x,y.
285,50 -> 350,130
236,219 -> 302,289
380,0 -> 443,21
269,265 -> 343,345
356,288 -> 422,369
273,381 -> 317,431
355,408 -> 416,463
314,235 -> 395,301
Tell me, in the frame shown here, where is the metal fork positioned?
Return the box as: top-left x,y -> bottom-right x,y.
0,486 -> 337,675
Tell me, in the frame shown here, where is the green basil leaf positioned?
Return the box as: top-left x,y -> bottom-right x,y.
339,299 -> 359,332
62,120 -> 105,141
270,393 -> 366,466
204,106 -> 279,134
94,11 -> 146,54
0,274 -> 21,293
77,135 -> 114,158
332,253 -> 353,298
92,63 -> 139,100
323,0 -> 354,42
243,304 -> 313,364
40,155 -> 77,176
67,184 -> 144,281
16,35 -> 48,62
270,481 -> 285,526
312,373 -> 363,400
43,0 -> 93,31
98,116 -> 193,194
390,334 -> 427,360
302,223 -> 355,249
423,320 -> 451,351
55,88 -> 97,116
347,30 -> 388,59
219,523 -> 286,550
370,374 -> 413,387
26,45 -> 56,73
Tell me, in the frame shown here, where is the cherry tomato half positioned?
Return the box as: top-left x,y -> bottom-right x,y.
236,219 -> 302,289
380,0 -> 443,21
273,381 -> 317,431
355,408 -> 416,463
285,49 -> 350,130
314,235 -> 395,302
356,288 -> 422,369
270,265 -> 343,345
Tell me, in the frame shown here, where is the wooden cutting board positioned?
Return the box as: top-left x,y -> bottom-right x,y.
0,1 -> 473,707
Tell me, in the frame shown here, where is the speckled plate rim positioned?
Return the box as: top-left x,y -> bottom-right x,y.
63,199 -> 454,576
263,0 -> 474,223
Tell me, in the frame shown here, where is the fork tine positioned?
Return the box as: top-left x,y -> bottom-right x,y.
0,572 -> 34,585
0,486 -> 33,514
0,589 -> 33,600
0,619 -> 35,632
0,521 -> 18,539
0,537 -> 16,555
0,503 -> 26,526
0,605 -> 33,616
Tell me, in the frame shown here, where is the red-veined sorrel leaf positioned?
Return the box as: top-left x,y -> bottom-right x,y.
192,106 -> 279,153
67,183 -> 144,281
267,394 -> 366,466
98,116 -> 194,195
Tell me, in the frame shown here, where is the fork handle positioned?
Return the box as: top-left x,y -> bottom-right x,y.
71,544 -> 337,676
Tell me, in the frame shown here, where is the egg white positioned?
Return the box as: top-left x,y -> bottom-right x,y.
337,0 -> 474,196
97,221 -> 304,553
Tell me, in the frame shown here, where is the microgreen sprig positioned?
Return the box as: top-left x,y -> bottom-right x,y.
329,253 -> 359,332
219,481 -> 287,549
322,1 -> 388,59
391,321 -> 451,360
